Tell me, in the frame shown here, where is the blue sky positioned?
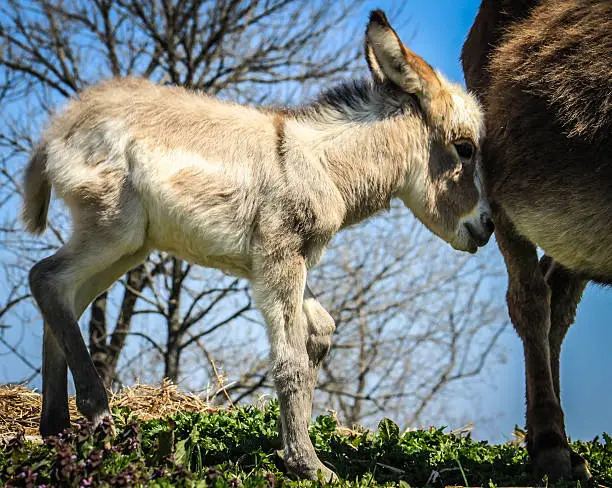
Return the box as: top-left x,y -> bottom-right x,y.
365,0 -> 612,442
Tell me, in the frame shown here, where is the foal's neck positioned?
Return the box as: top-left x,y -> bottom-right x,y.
284,81 -> 420,227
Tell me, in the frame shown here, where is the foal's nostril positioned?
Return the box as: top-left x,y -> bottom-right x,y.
481,213 -> 495,234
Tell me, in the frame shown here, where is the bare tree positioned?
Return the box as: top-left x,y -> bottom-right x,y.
0,0 -> 367,387
0,0 -> 507,429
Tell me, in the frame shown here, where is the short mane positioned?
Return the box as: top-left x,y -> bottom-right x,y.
265,79 -> 413,123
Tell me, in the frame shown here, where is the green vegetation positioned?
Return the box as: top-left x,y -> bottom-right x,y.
1,402 -> 610,487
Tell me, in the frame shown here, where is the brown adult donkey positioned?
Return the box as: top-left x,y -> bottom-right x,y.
462,0 -> 612,481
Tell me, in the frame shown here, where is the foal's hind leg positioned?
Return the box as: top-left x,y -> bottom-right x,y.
31,209 -> 146,436
251,255 -> 336,481
39,249 -> 149,436
539,256 -> 590,480
494,211 -> 571,481
40,323 -> 70,437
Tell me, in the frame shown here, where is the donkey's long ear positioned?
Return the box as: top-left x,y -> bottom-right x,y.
365,10 -> 441,99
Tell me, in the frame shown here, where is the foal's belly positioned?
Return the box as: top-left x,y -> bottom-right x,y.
146,222 -> 253,279
147,234 -> 253,279
142,192 -> 256,279
507,203 -> 612,280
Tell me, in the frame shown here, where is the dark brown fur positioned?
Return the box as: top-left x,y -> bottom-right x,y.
462,0 -> 612,481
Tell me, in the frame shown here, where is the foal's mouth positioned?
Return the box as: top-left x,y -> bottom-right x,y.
464,222 -> 491,249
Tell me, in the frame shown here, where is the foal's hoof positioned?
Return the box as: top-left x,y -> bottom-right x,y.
533,447 -> 572,481
76,383 -> 113,433
317,465 -> 338,483
570,449 -> 592,481
40,413 -> 71,439
91,410 -> 116,437
285,456 -> 338,482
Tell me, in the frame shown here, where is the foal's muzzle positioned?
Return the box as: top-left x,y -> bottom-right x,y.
466,212 -> 494,246
455,211 -> 494,253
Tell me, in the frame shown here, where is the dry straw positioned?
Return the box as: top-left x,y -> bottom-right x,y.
0,379 -> 213,439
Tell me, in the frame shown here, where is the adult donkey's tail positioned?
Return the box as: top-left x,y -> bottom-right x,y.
22,144 -> 51,235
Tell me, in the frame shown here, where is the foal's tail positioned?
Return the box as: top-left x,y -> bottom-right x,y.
21,144 -> 51,235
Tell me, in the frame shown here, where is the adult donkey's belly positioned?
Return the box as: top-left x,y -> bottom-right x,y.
504,200 -> 612,281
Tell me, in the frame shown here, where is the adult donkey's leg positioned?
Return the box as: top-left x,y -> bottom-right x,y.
494,211 -> 571,481
540,256 -> 590,480
252,255 -> 336,481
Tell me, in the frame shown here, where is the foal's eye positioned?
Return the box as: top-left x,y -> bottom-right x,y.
454,141 -> 474,160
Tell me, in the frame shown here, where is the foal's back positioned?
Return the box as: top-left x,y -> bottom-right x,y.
463,0 -> 612,281
39,78 -> 280,275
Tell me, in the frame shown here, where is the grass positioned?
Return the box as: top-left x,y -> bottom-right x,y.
1,401 -> 611,488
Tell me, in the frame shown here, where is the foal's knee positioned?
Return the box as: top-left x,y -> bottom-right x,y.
271,354 -> 311,396
29,256 -> 75,312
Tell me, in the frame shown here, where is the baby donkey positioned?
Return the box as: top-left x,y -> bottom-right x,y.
23,10 -> 492,481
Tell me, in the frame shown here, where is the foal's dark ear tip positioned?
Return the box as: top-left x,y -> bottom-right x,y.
369,9 -> 390,28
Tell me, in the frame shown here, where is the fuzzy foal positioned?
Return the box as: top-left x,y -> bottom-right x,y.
462,0 -> 612,481
24,11 -> 492,480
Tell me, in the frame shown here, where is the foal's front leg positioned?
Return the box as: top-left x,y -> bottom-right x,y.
275,284 -> 336,450
303,284 -> 336,418
251,255 -> 336,481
